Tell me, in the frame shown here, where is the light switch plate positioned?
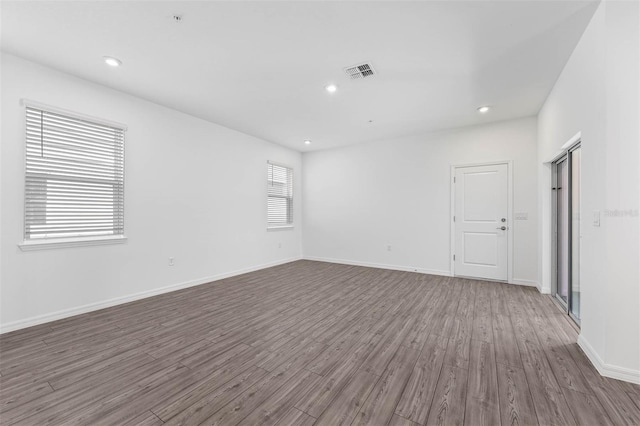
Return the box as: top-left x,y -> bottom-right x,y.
593,211 -> 601,227
515,212 -> 528,220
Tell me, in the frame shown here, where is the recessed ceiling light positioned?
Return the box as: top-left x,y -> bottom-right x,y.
103,56 -> 122,67
325,84 -> 337,93
477,105 -> 491,113
304,140 -> 311,145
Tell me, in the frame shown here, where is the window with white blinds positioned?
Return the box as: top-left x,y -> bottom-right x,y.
267,162 -> 293,227
24,105 -> 125,241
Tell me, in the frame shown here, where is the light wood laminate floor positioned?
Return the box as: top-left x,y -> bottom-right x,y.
1,260 -> 639,425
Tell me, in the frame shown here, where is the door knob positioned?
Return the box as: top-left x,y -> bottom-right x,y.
496,226 -> 507,230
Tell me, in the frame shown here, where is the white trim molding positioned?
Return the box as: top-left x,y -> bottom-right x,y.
19,235 -> 127,251
267,226 -> 294,232
0,256 -> 302,334
561,131 -> 582,151
544,131 -> 581,165
578,334 -> 640,385
303,256 -> 452,277
303,257 -> 539,288
537,285 -> 552,294
509,278 -> 539,288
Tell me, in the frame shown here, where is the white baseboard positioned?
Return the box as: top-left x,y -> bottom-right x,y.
509,278 -> 539,288
304,257 -> 541,289
578,334 -> 640,385
303,256 -> 452,277
0,256 -> 302,334
534,280 -> 552,294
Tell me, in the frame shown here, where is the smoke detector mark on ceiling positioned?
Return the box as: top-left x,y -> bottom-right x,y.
344,62 -> 375,80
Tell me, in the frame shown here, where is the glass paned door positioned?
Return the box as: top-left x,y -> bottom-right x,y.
553,143 -> 581,325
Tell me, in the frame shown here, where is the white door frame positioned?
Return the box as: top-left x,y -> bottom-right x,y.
450,160 -> 514,283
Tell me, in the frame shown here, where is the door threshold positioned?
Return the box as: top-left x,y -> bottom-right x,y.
454,274 -> 507,284
549,295 -> 581,331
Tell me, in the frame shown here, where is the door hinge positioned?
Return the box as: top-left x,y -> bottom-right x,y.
453,216 -> 456,222
453,177 -> 456,183
453,254 -> 456,261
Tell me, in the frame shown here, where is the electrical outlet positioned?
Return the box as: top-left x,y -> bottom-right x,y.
168,257 -> 175,266
278,242 -> 282,249
387,245 -> 392,251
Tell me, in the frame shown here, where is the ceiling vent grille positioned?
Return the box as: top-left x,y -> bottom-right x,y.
344,62 -> 375,80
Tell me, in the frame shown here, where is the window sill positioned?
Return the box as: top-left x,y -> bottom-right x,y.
18,235 -> 128,251
267,225 -> 294,231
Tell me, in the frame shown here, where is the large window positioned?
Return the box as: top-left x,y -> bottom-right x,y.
267,162 -> 293,228
23,104 -> 125,246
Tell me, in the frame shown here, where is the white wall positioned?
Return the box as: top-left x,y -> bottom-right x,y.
302,116 -> 538,285
0,53 -> 302,331
538,0 -> 639,382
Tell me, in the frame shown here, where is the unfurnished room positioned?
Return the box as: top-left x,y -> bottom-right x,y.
0,1 -> 639,425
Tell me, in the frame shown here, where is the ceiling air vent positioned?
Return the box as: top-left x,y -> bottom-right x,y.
344,62 -> 376,80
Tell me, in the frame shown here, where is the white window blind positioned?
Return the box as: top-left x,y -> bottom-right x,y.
24,105 -> 125,241
267,162 -> 293,227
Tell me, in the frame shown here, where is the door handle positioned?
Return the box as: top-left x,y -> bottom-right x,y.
496,226 -> 508,230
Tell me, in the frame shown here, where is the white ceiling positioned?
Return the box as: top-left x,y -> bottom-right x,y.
1,1 -> 599,152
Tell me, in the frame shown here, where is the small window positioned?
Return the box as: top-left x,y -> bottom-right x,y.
267,162 -> 293,228
23,105 -> 125,243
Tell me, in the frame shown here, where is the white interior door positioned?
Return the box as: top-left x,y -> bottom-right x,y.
454,164 -> 508,281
